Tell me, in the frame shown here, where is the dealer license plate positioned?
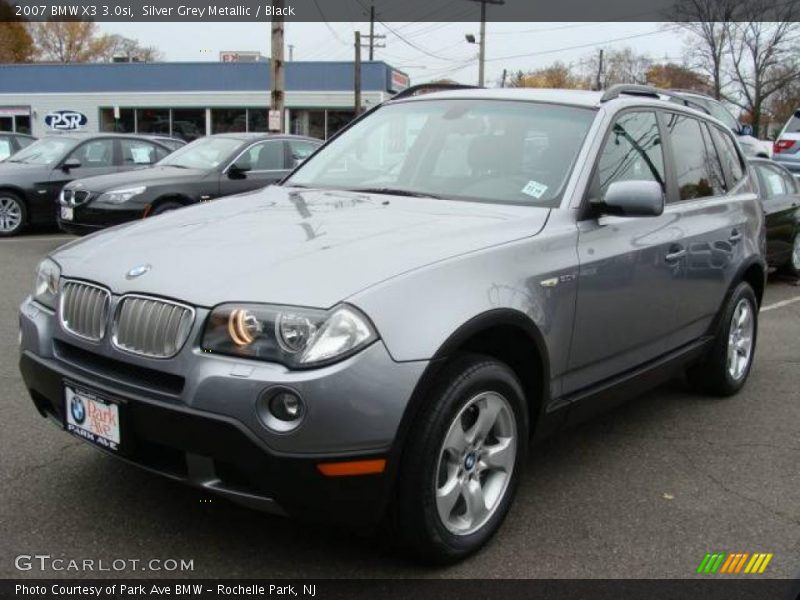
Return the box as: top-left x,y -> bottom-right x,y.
60,205 -> 73,221
64,385 -> 121,452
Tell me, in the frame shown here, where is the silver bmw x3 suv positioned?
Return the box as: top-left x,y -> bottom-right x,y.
19,84 -> 766,562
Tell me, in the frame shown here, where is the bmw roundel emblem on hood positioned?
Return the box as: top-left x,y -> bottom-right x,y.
126,264 -> 152,279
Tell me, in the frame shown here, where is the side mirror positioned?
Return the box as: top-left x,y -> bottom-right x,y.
740,124 -> 754,137
227,163 -> 250,179
61,157 -> 81,172
600,180 -> 665,217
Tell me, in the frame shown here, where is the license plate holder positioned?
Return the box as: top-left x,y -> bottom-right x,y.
63,383 -> 125,454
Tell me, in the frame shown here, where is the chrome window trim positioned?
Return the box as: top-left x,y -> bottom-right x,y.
111,293 -> 196,359
58,279 -> 112,343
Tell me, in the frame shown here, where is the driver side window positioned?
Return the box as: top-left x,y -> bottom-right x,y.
68,139 -> 114,168
593,111 -> 665,199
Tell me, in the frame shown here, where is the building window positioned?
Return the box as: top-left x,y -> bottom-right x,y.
248,108 -> 269,132
137,108 -> 171,136
171,108 -> 206,141
99,108 -> 135,133
326,111 -> 355,139
0,117 -> 11,132
212,108 -> 247,134
290,110 -> 325,139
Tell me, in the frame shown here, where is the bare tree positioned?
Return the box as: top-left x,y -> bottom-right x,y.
725,0 -> 800,136
104,34 -> 163,62
30,21 -> 114,63
673,0 -> 739,99
582,47 -> 652,87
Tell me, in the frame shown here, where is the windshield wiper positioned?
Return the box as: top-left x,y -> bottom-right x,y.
348,187 -> 441,199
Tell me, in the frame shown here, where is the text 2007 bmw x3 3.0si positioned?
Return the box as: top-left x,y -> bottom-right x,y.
19,84 -> 766,563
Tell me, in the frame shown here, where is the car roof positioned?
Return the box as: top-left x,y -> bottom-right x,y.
206,132 -> 321,142
393,87 -> 605,109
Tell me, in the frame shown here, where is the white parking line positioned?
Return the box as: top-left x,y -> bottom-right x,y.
0,235 -> 75,243
761,295 -> 800,312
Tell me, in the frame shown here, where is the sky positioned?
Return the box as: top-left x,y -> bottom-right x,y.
97,21 -> 688,86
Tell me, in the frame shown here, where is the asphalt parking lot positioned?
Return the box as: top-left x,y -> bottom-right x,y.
1,233 -> 798,579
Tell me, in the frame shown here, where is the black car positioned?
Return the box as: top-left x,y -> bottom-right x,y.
57,133 -> 321,235
749,158 -> 800,276
0,132 -> 36,162
0,133 -> 176,237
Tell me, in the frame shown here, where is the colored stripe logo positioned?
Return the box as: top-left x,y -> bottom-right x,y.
696,552 -> 773,574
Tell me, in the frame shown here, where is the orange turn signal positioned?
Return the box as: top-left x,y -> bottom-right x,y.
317,459 -> 386,477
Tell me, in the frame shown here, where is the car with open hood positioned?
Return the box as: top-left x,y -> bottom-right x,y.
19,84 -> 766,562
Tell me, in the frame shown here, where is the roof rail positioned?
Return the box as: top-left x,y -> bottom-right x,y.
390,83 -> 483,101
600,83 -> 712,115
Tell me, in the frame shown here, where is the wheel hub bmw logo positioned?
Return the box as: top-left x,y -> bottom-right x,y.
464,453 -> 476,470
70,396 -> 86,424
126,264 -> 151,279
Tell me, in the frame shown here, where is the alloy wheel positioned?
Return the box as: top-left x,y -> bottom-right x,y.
434,391 -> 517,536
792,234 -> 800,271
727,298 -> 754,381
0,196 -> 22,233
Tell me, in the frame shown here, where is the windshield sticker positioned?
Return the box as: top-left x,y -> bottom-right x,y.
522,180 -> 548,199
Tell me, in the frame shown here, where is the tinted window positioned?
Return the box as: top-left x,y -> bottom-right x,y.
593,111 -> 665,198
756,164 -> 787,198
241,140 -> 285,171
700,123 -> 726,194
710,126 -> 745,185
68,139 -> 114,168
120,139 -> 160,166
288,140 -> 319,167
288,100 -> 595,207
664,113 -> 724,200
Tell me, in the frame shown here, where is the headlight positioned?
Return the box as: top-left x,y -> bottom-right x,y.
202,303 -> 377,368
33,258 -> 60,309
99,186 -> 147,204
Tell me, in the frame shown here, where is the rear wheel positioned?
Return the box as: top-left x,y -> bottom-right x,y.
150,201 -> 183,216
687,281 -> 758,396
394,355 -> 527,563
0,192 -> 26,237
783,232 -> 800,278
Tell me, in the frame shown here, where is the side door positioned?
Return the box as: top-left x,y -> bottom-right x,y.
566,109 -> 678,393
219,139 -> 288,196
753,161 -> 800,265
48,138 -> 117,201
660,114 -> 753,348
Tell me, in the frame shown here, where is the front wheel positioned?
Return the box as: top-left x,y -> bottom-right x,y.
0,192 -> 26,237
687,281 -> 758,396
394,355 -> 528,563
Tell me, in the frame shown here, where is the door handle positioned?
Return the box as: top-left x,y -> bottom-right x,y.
665,245 -> 686,262
729,229 -> 743,244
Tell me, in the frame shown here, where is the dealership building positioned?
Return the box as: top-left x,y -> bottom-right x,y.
0,61 -> 409,141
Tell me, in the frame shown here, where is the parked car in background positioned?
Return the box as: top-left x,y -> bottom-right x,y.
772,109 -> 800,174
668,90 -> 769,158
0,132 -> 36,162
20,85 -> 766,562
749,158 -> 800,276
0,133 -> 177,237
57,133 -> 321,235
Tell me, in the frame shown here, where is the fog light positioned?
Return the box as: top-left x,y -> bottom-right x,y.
269,390 -> 304,421
257,388 -> 305,433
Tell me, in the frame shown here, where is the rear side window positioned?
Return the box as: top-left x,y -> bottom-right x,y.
709,126 -> 745,186
663,113 -> 724,200
121,139 -> 160,165
783,110 -> 800,134
593,111 -> 665,198
755,164 -> 788,198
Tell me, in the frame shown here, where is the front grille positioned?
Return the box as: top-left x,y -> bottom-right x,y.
63,189 -> 93,206
113,295 -> 194,358
60,281 -> 111,341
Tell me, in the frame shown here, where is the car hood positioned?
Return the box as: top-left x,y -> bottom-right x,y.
67,166 -> 210,192
52,186 -> 550,308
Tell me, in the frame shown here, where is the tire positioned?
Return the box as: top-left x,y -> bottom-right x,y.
394,354 -> 528,563
782,232 -> 800,278
150,201 -> 183,217
687,281 -> 758,396
0,191 -> 26,237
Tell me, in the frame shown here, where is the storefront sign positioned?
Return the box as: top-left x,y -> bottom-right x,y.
44,110 -> 88,131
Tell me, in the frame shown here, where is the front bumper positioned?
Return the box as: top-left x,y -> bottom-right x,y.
18,297 -> 427,525
58,199 -> 145,235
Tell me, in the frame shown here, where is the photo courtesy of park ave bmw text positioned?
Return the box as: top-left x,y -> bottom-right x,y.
1,0 -> 799,597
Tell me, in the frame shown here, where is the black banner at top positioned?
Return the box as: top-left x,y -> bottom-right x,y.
3,0 -> 799,22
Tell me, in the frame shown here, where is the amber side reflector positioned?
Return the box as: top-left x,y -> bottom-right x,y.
317,459 -> 386,477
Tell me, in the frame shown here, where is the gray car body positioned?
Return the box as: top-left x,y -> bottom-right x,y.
19,89 -> 766,510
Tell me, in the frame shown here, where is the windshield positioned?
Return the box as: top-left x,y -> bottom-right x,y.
158,136 -> 243,170
8,137 -> 76,165
286,99 -> 595,206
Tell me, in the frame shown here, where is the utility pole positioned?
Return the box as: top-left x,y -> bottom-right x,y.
464,0 -> 504,87
369,2 -> 375,61
595,48 -> 604,91
270,0 -> 285,133
501,68 -> 507,88
354,31 -> 362,117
